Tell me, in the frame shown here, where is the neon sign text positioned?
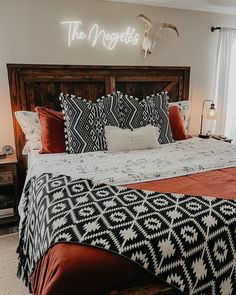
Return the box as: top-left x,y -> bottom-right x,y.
61,21 -> 139,50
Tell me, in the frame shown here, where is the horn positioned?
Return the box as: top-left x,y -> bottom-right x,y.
137,14 -> 152,26
161,23 -> 179,37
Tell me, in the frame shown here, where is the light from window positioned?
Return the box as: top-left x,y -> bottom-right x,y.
227,39 -> 236,142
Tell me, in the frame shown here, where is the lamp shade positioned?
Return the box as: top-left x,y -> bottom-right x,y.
206,103 -> 217,120
199,100 -> 217,138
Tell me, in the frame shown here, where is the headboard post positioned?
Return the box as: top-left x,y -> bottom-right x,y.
7,64 -> 190,190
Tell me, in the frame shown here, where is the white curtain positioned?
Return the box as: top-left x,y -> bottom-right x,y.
213,28 -> 236,141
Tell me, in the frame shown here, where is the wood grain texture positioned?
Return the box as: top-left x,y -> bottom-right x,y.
7,64 -> 190,191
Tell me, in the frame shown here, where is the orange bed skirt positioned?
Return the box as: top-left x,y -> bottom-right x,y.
30,168 -> 236,295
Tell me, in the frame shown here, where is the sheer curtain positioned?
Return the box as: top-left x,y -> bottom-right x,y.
227,40 -> 236,143
213,28 -> 236,142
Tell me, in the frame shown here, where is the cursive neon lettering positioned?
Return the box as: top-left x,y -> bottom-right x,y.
61,20 -> 139,50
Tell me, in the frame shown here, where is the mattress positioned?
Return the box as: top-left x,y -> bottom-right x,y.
19,139 -> 236,295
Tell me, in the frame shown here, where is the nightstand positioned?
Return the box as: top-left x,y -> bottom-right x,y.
0,154 -> 19,225
211,135 -> 232,143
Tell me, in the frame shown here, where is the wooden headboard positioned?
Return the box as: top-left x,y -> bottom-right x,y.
7,64 -> 190,186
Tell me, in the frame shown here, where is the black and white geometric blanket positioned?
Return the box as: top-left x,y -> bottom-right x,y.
17,173 -> 236,295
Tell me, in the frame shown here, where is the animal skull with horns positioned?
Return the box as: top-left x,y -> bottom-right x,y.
137,14 -> 179,58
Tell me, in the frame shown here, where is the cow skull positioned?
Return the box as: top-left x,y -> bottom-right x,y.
137,14 -> 179,58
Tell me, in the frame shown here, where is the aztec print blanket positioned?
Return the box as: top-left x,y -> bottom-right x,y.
17,173 -> 236,295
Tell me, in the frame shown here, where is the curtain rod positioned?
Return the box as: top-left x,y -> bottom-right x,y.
211,27 -> 221,32
211,26 -> 236,32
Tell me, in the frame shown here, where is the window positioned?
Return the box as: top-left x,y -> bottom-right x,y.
227,39 -> 236,143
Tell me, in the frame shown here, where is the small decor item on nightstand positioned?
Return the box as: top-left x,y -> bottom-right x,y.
199,99 -> 217,138
2,145 -> 14,155
0,153 -> 6,159
212,135 -> 232,143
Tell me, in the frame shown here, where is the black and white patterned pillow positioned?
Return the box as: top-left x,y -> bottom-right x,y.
59,93 -> 121,153
120,95 -> 148,129
98,92 -> 122,127
147,93 -> 174,143
120,92 -> 173,144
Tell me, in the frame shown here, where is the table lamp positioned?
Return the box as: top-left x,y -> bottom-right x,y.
199,100 -> 217,138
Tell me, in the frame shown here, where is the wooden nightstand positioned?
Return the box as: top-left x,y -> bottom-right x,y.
0,154 -> 19,225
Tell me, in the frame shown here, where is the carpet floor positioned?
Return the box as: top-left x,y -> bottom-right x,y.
0,233 -> 30,295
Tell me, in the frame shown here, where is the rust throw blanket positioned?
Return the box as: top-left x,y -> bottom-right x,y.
126,167 -> 236,200
18,173 -> 236,295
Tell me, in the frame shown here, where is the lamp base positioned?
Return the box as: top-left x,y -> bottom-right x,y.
199,134 -> 210,139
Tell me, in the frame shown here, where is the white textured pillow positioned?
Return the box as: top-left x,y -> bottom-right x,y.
15,111 -> 42,155
168,100 -> 191,130
105,125 -> 160,152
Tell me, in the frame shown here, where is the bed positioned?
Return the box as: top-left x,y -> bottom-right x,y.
7,64 -> 236,295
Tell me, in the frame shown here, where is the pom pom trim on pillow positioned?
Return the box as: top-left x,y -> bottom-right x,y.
59,92 -> 122,154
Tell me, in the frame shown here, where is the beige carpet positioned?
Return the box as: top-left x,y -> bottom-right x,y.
0,233 -> 30,295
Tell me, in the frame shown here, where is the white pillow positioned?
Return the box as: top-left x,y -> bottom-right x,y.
105,125 -> 160,152
168,100 -> 191,130
15,111 -> 42,155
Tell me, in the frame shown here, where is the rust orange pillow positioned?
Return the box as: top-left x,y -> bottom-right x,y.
168,106 -> 188,141
35,107 -> 66,154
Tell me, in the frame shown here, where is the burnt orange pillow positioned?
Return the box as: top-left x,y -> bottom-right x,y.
168,106 -> 188,141
35,107 -> 66,154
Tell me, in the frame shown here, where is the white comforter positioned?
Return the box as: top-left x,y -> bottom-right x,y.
26,137 -> 236,185
19,138 -> 236,223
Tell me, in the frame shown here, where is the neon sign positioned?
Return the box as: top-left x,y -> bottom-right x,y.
61,21 -> 139,50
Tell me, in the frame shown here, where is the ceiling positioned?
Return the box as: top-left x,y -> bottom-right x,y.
105,0 -> 236,15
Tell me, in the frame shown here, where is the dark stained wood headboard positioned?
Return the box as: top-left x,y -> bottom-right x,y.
7,64 -> 190,187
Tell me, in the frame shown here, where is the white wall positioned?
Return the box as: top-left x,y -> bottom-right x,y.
0,0 -> 236,150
